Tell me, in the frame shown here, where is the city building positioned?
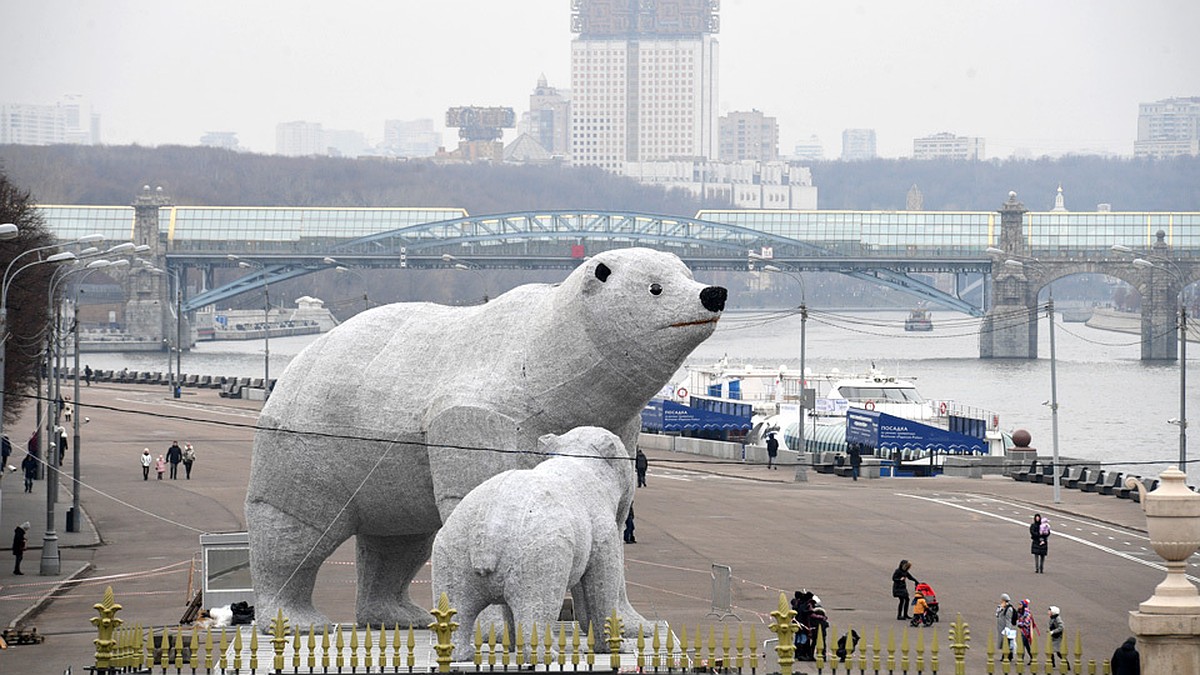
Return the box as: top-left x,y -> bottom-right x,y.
912,132 -> 985,160
199,132 -> 240,150
323,129 -> 367,158
623,160 -> 817,209
569,0 -> 719,171
718,110 -> 778,162
841,129 -> 877,161
382,119 -> 441,158
0,95 -> 100,146
518,75 -> 571,158
1134,97 -> 1200,159
275,121 -> 325,156
791,135 -> 825,161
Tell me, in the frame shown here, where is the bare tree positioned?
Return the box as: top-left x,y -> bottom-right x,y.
1,168 -> 60,428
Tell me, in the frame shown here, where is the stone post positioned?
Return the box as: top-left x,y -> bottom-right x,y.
1139,230 -> 1180,361
124,186 -> 172,343
1127,468 -> 1200,672
980,192 -> 1037,359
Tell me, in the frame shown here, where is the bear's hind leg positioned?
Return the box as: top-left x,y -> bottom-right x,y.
247,499 -> 348,631
356,532 -> 437,627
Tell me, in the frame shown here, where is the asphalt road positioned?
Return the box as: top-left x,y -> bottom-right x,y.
0,382 -> 1172,672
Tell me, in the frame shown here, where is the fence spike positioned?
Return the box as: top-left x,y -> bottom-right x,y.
90,586 -> 124,672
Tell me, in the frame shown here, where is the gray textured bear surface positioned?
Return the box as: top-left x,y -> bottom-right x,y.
245,247 -> 726,630
432,426 -> 636,658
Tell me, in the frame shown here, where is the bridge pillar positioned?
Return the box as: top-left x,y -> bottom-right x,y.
124,186 -> 171,345
980,193 -> 1038,359
1140,234 -> 1181,361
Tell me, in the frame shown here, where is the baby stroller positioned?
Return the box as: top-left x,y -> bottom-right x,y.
911,582 -> 939,626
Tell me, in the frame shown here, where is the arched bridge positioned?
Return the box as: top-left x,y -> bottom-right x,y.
177,209 -> 989,315
38,191 -> 1200,360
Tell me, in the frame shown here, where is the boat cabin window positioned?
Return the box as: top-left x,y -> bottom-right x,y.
837,386 -> 924,403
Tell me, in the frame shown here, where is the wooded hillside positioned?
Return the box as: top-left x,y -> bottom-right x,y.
1,144 -> 1198,212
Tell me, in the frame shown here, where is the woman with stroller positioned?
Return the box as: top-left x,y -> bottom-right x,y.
1016,598 -> 1039,663
891,559 -> 917,620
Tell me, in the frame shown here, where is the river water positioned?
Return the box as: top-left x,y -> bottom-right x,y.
81,309 -> 1195,478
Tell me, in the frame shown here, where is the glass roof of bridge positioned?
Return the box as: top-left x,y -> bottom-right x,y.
697,209 -> 1200,253
37,205 -> 1199,253
38,206 -> 469,243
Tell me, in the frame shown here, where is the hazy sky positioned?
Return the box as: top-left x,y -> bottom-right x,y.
4,0 -> 1198,158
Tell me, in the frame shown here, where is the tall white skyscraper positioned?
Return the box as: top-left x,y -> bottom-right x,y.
0,95 -> 100,145
1135,97 -> 1200,159
275,121 -> 325,156
569,0 -> 719,171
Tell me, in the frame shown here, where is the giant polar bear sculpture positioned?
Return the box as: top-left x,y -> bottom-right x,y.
246,248 -> 726,629
432,426 -> 635,658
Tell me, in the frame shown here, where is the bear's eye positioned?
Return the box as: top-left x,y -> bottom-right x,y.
649,283 -> 663,296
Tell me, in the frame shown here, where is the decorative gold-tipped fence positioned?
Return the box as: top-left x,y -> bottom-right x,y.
88,588 -> 1114,674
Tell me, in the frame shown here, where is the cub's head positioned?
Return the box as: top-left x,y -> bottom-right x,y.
568,248 -> 725,379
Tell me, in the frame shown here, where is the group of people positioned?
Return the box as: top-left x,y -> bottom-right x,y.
995,593 -> 1064,666
141,441 -> 197,480
790,589 -> 829,661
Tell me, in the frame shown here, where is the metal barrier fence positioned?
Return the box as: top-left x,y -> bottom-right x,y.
88,588 -> 1115,674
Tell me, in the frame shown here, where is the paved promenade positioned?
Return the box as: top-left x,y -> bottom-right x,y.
0,382 -> 1174,672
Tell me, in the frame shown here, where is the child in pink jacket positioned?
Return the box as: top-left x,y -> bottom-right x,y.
155,455 -> 166,480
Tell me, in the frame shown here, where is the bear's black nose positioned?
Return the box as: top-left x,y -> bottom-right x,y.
700,286 -> 727,313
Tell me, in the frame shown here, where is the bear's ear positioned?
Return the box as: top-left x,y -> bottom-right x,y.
537,433 -> 560,456
583,260 -> 611,296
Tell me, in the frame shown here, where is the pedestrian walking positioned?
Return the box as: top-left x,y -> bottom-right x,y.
624,504 -> 636,543
995,593 -> 1017,662
84,364 -> 92,386
21,452 -> 38,493
166,441 -> 183,479
1048,606 -> 1070,670
140,448 -> 153,480
891,559 -> 917,620
183,443 -> 196,479
55,424 -> 68,465
635,447 -> 648,487
1031,514 -> 1049,573
1016,598 -> 1039,663
1,433 -> 11,469
1110,637 -> 1139,675
12,521 -> 29,575
155,455 -> 166,480
766,432 -> 779,470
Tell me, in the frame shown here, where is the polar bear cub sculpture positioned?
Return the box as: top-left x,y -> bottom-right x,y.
246,247 -> 725,630
432,427 -> 636,657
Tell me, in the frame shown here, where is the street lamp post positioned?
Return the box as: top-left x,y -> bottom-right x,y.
324,257 -> 370,313
752,255 -> 809,458
65,259 -> 123,531
1000,256 -> 1063,504
1,232 -> 101,455
441,253 -> 489,303
1113,245 -> 1190,475
229,256 -> 271,397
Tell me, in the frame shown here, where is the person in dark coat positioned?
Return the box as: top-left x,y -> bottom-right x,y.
766,432 -> 779,470
166,441 -> 183,479
1031,513 -> 1049,573
12,521 -> 29,575
635,448 -> 648,487
1,434 -> 11,468
21,452 -> 38,493
1110,637 -> 1139,675
891,559 -> 917,620
84,364 -> 92,386
623,504 -> 636,543
849,444 -> 863,481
